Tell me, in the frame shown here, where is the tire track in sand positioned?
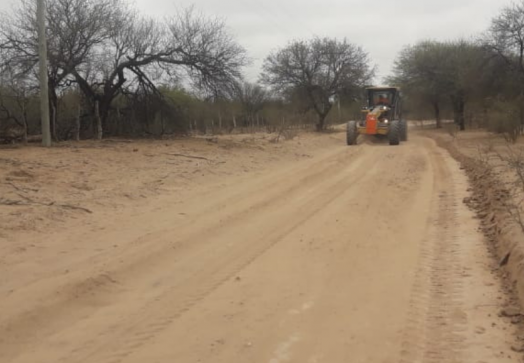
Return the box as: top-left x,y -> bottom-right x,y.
400,146 -> 477,363
49,149 -> 379,363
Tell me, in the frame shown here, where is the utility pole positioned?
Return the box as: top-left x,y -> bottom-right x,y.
37,0 -> 51,147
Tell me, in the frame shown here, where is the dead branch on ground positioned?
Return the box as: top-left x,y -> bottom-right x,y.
164,153 -> 211,161
0,197 -> 93,213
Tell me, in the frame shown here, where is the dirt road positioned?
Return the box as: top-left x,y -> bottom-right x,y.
0,133 -> 521,362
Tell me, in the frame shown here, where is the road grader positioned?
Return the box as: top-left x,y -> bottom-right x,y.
346,87 -> 407,146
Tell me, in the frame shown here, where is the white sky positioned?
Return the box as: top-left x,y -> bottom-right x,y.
0,0 -> 508,83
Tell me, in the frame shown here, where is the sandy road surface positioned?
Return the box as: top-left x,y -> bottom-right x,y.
0,133 -> 521,362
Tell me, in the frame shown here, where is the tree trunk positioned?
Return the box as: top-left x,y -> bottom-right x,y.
94,100 -> 102,140
316,114 -> 327,131
160,111 -> 165,136
75,105 -> 81,141
519,94 -> 524,135
451,95 -> 466,131
22,101 -> 28,144
434,102 -> 441,129
457,101 -> 465,131
48,85 -> 59,141
51,103 -> 57,141
116,106 -> 122,135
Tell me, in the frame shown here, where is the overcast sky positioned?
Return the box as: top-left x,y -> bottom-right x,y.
0,0 -> 509,83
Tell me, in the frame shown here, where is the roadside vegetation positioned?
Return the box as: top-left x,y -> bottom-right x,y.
1,0 -> 524,142
389,1 -> 524,135
0,0 -> 372,141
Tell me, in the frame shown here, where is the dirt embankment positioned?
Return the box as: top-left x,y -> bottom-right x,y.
427,131 -> 524,311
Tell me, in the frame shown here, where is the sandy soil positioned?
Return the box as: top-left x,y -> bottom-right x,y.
428,129 -> 524,333
0,133 -> 328,239
0,130 -> 522,362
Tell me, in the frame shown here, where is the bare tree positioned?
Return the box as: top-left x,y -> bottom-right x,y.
0,2 -> 246,140
235,82 -> 268,128
486,0 -> 524,78
167,8 -> 247,98
261,37 -> 373,131
0,0 -> 119,139
389,40 -> 489,131
0,74 -> 33,142
70,7 -> 247,139
388,41 -> 451,128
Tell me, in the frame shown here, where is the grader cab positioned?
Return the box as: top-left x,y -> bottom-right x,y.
346,87 -> 407,146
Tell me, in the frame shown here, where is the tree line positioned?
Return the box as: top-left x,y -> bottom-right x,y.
388,1 -> 524,135
0,0 -> 373,142
1,0 -> 523,142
